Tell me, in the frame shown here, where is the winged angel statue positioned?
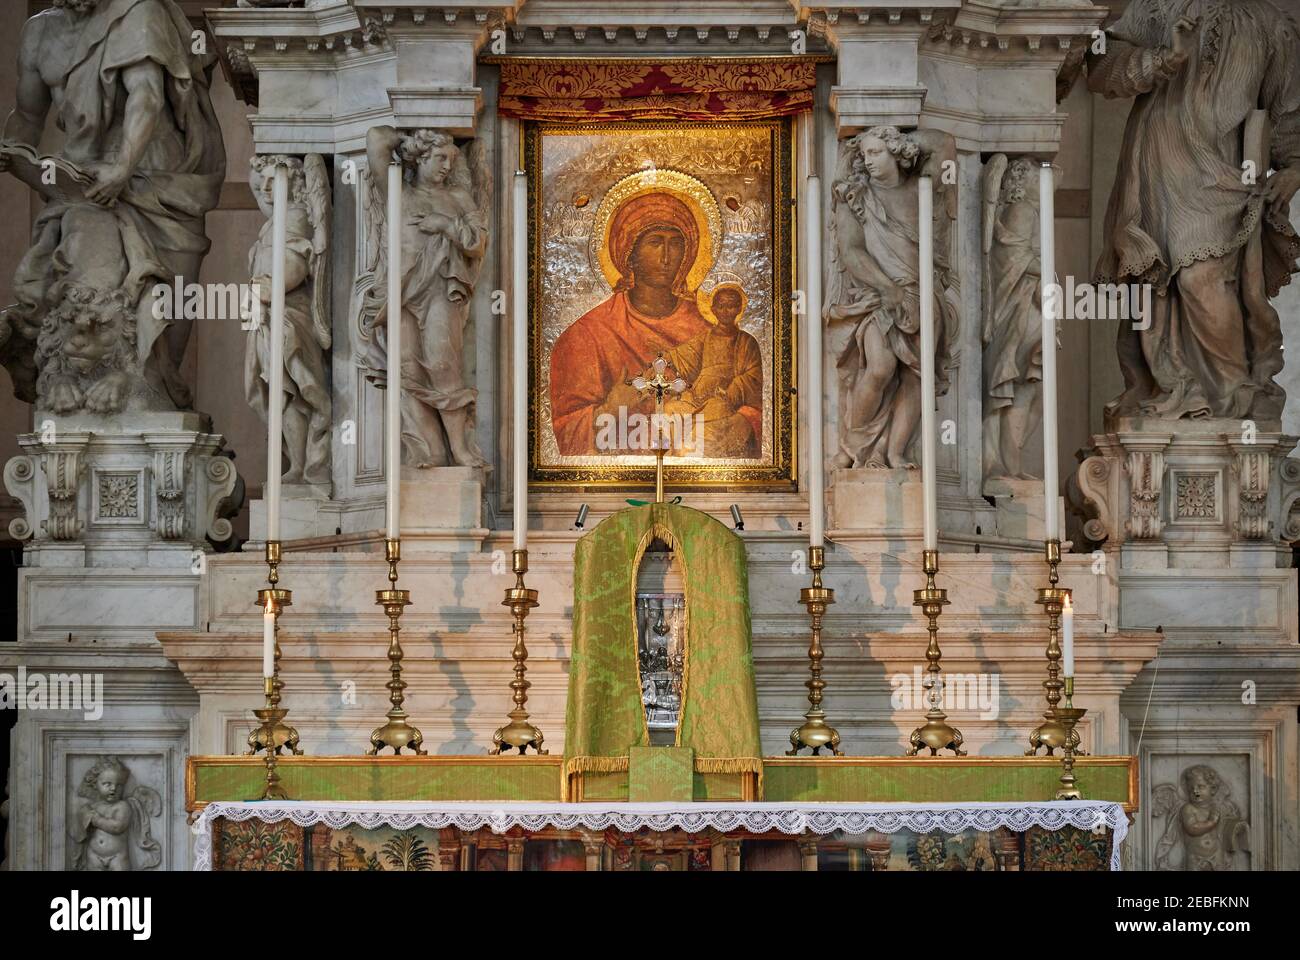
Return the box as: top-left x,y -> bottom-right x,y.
1152,764 -> 1251,871
70,757 -> 163,871
359,127 -> 491,469
246,154 -> 333,486
980,154 -> 1050,485
825,127 -> 959,470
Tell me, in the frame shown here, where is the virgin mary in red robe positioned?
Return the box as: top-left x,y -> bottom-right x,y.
550,191 -> 712,456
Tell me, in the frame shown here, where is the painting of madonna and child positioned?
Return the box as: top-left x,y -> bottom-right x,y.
532,122 -> 795,486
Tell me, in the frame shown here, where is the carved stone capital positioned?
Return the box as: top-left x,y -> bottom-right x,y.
43,443 -> 90,542
1124,444 -> 1169,542
1228,445 -> 1272,541
150,449 -> 188,541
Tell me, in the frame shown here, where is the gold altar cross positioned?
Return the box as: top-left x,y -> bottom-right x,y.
628,354 -> 690,504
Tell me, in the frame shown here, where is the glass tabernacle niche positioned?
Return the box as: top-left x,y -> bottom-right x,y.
635,542 -> 685,744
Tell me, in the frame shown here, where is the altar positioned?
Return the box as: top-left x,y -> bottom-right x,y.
3,0 -> 1298,878
193,798 -> 1130,872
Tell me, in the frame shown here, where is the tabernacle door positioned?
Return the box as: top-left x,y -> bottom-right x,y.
565,503 -> 761,790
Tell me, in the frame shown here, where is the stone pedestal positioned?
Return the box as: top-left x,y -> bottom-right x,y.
249,469 -> 485,550
398,466 -> 487,551
828,467 -> 925,537
3,412 -> 239,568
0,412 -> 238,870
1074,419 -> 1300,870
1076,418 -> 1299,568
828,466 -> 1048,547
983,477 -> 1058,543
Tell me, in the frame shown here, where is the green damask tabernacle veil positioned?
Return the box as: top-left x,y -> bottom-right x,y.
565,503 -> 762,779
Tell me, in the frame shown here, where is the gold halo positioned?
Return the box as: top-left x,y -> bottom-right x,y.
696,278 -> 749,326
592,169 -> 722,294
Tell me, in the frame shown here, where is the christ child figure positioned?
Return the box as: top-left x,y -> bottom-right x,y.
665,284 -> 763,459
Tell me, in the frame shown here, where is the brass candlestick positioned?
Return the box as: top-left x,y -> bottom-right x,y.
906,549 -> 965,756
251,685 -> 289,801
491,548 -> 546,754
1055,677 -> 1087,800
1026,539 -> 1078,756
788,545 -> 841,756
246,540 -> 301,757
368,538 -> 425,754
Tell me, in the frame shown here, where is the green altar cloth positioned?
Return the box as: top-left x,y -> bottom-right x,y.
186,755 -> 1138,809
565,503 -> 762,780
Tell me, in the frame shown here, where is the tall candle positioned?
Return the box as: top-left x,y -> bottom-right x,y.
918,175 -> 938,553
512,171 -> 528,552
265,162 -> 288,542
1062,594 -> 1075,677
806,173 -> 825,548
386,161 -> 403,541
1039,162 -> 1059,541
262,601 -> 276,679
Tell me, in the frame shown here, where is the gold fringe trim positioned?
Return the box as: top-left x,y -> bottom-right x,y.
692,757 -> 763,775
695,757 -> 765,800
565,755 -> 631,778
566,754 -> 766,799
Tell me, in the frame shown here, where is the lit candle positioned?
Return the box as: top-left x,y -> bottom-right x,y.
1062,594 -> 1075,677
262,600 -> 276,679
1039,162 -> 1058,542
265,161 -> 288,542
386,161 -> 403,541
512,171 -> 528,551
918,175 -> 938,553
806,173 -> 825,549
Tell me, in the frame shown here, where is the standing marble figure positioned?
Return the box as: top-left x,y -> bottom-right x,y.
246,155 -> 333,487
1090,0 -> 1300,422
362,126 -> 490,469
982,156 -> 1046,484
825,127 -> 957,470
0,0 -> 226,413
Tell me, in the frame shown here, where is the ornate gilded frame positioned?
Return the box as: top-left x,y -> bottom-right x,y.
526,118 -> 797,489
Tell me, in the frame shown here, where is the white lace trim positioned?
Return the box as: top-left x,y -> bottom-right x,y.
192,800 -> 1128,871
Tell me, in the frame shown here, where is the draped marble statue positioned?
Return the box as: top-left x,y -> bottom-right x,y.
0,0 -> 225,413
982,156 -> 1045,484
246,155 -> 333,487
361,126 -> 489,469
826,127 -> 957,469
1089,0 -> 1300,423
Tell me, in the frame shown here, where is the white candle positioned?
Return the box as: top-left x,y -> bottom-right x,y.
386,162 -> 403,541
1062,594 -> 1075,677
918,175 -> 938,553
806,173 -> 825,549
262,603 -> 276,679
265,162 -> 288,542
1039,162 -> 1059,542
512,171 -> 529,552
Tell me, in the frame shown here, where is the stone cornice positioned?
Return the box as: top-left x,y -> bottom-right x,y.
207,0 -> 1106,147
